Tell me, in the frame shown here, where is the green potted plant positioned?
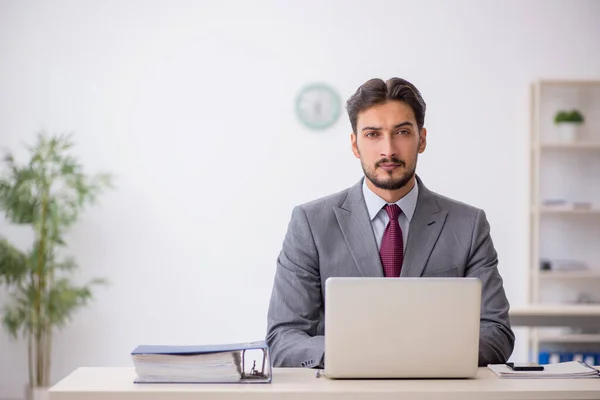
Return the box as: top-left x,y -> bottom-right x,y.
554,109 -> 585,142
0,133 -> 113,400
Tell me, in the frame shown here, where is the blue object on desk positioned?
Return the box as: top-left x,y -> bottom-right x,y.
560,352 -> 573,363
540,351 -> 600,366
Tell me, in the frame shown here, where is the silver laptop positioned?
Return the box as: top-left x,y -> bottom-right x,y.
324,277 -> 481,379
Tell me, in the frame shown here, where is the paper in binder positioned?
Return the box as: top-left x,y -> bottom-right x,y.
488,361 -> 600,379
131,340 -> 272,383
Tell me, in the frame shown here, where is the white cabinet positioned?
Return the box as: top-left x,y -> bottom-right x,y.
528,80 -> 600,363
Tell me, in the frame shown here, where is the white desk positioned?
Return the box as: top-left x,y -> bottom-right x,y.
49,366 -> 600,400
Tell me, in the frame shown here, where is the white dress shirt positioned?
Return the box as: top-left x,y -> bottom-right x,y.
361,178 -> 419,251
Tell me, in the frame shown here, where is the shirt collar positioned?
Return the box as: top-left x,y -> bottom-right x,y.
362,177 -> 419,222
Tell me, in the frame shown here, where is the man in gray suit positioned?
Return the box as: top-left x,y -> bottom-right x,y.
266,77 -> 514,369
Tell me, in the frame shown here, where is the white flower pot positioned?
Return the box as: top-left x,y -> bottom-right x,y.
24,386 -> 49,400
555,122 -> 580,142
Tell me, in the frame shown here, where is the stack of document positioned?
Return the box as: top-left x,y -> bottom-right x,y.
488,361 -> 600,379
131,341 -> 271,383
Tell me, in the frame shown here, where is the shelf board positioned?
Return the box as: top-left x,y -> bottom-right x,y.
537,79 -> 600,86
539,141 -> 600,150
539,270 -> 600,279
510,304 -> 600,327
537,333 -> 600,343
509,303 -> 600,329
534,207 -> 600,215
511,304 -> 600,317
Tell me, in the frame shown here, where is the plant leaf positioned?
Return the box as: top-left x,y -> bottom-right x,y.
0,238 -> 28,284
47,278 -> 106,329
2,301 -> 26,339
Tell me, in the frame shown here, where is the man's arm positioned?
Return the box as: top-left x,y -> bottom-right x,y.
467,209 -> 515,366
266,206 -> 324,368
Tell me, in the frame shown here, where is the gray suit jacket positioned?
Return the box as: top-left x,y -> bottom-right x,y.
266,176 -> 514,368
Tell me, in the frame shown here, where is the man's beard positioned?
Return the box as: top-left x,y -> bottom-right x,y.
362,156 -> 416,191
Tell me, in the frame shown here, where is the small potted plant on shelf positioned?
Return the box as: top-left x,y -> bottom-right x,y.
0,132 -> 113,400
554,109 -> 584,142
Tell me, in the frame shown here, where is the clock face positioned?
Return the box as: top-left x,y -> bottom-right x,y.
295,83 -> 341,130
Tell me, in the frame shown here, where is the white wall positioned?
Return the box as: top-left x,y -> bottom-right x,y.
1,0 -> 599,397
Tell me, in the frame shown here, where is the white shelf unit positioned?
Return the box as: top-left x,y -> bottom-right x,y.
529,79 -> 600,361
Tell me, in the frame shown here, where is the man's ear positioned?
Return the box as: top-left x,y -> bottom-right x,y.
351,133 -> 360,158
418,127 -> 427,154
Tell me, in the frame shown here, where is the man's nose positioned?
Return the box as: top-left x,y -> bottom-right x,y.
380,137 -> 398,159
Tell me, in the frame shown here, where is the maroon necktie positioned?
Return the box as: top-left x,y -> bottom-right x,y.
380,204 -> 404,277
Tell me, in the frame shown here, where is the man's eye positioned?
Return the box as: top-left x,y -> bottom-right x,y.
397,130 -> 410,135
365,132 -> 378,137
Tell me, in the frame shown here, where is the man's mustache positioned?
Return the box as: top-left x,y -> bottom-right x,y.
376,157 -> 406,167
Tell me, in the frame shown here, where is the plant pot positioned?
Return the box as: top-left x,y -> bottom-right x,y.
24,385 -> 49,400
555,122 -> 580,142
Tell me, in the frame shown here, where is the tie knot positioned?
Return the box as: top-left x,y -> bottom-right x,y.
384,204 -> 401,219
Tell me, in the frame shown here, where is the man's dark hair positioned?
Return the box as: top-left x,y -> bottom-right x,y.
346,77 -> 426,133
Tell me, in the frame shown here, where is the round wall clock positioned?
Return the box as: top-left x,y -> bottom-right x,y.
295,83 -> 341,130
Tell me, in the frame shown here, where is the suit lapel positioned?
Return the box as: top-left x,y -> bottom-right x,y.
334,180 -> 383,277
401,176 -> 448,277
